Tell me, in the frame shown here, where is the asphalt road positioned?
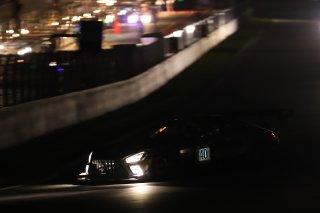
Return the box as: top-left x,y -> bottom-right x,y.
2,18 -> 320,212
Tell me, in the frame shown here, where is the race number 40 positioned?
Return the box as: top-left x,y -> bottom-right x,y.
198,147 -> 210,162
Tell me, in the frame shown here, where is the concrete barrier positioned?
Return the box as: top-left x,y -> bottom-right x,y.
0,19 -> 238,149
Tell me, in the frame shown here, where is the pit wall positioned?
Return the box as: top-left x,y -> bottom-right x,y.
0,18 -> 238,149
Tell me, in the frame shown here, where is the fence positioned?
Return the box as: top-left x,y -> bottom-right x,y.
0,9 -> 234,108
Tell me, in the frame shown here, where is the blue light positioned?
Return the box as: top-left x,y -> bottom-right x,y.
57,67 -> 64,72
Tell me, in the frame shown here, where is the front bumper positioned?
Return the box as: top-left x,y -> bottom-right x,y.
78,157 -> 152,182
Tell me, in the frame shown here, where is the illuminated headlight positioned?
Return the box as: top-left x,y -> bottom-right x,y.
79,152 -> 93,176
127,14 -> 140,24
88,151 -> 93,163
79,165 -> 90,176
129,165 -> 144,176
125,151 -> 146,164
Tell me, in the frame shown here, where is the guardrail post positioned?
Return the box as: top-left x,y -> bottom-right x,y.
217,11 -> 226,26
195,22 -> 208,38
113,44 -> 139,80
184,25 -> 196,46
164,30 -> 185,54
206,16 -> 216,33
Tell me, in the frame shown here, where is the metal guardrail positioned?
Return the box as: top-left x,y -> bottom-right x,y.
0,9 -> 234,108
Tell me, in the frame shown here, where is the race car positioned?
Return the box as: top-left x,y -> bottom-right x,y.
78,113 -> 280,182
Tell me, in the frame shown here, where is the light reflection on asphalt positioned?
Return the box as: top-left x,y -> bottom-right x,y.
0,182 -> 193,203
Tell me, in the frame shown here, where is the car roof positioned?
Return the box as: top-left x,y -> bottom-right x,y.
150,113 -> 228,136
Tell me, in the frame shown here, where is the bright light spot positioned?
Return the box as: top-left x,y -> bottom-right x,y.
83,13 -> 92,18
17,50 -> 25,55
130,183 -> 151,194
20,29 -> 30,34
85,165 -> 89,173
0,45 -> 4,50
72,16 -> 81,22
118,10 -> 127,16
6,29 -> 14,34
17,47 -> 32,55
105,0 -> 116,6
159,126 -> 167,133
127,14 -> 140,24
51,22 -> 60,26
185,25 -> 195,34
140,14 -> 152,23
56,67 -> 64,72
129,165 -> 144,176
79,164 -> 90,176
88,152 -> 93,163
99,0 -> 116,6
105,14 -> 115,23
17,59 -> 24,63
12,33 -> 20,38
179,148 -> 189,154
49,61 -> 57,67
93,10 -> 101,14
172,30 -> 183,37
25,47 -> 32,52
125,151 -> 145,163
126,183 -> 156,202
62,16 -> 70,20
155,0 -> 165,5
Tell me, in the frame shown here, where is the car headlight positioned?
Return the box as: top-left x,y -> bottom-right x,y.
88,151 -> 93,163
125,151 -> 146,164
129,165 -> 144,177
79,151 -> 93,176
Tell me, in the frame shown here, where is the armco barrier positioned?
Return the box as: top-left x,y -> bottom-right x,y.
0,19 -> 238,149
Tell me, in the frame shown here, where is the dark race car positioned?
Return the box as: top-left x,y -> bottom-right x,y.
77,114 -> 280,182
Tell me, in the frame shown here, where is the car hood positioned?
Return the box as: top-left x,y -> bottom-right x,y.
91,140 -> 150,160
